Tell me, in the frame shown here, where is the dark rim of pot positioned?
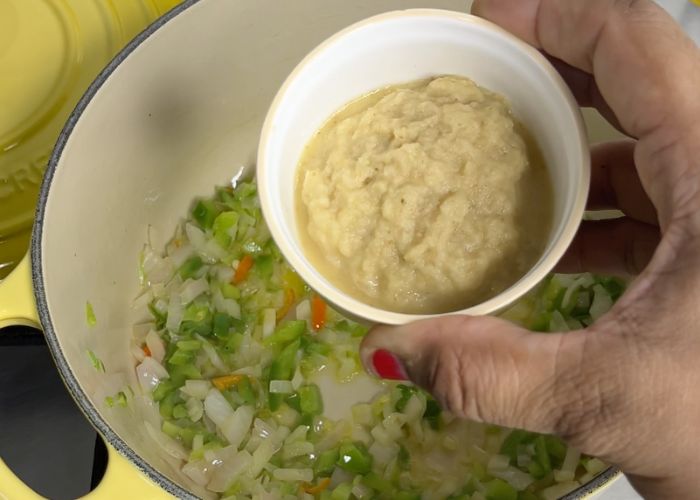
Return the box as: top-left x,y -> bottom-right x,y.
31,0 -> 201,498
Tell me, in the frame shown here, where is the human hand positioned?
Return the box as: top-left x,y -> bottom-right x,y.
360,1 -> 700,498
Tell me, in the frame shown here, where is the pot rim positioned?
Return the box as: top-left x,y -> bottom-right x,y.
27,0 -> 621,497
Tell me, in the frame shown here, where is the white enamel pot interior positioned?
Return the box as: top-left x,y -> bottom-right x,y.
31,0 -> 620,497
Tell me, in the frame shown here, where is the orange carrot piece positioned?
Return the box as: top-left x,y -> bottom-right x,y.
302,478 -> 331,494
212,374 -> 246,391
233,255 -> 254,284
142,345 -> 152,357
276,288 -> 296,321
311,295 -> 327,331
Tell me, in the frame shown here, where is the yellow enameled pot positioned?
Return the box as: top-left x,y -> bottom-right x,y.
0,0 -> 624,497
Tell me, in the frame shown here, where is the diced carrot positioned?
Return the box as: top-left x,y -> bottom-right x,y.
233,255 -> 254,284
212,374 -> 246,391
142,345 -> 152,357
311,295 -> 327,331
301,477 -> 331,494
276,288 -> 296,321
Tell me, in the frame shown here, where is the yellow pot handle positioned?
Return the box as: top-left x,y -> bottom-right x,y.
0,442 -> 174,500
80,444 -> 174,500
0,253 -> 40,329
0,260 -> 173,498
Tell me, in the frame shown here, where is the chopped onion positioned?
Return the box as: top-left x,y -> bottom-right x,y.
282,441 -> 314,460
272,468 -> 313,482
590,284 -> 613,321
181,278 -> 209,304
269,380 -> 294,394
165,296 -> 183,332
221,405 -> 255,449
561,446 -> 581,473
136,357 -> 169,392
198,336 -> 227,372
487,454 -> 510,472
207,449 -> 252,492
187,397 -> 204,422
145,330 -> 166,363
541,481 -> 580,500
262,308 -> 276,338
182,460 -> 212,486
204,389 -> 233,428
181,380 -> 212,400
491,466 -> 535,490
169,244 -> 194,267
554,469 -> 575,483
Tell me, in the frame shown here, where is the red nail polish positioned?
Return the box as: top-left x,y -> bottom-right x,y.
371,349 -> 408,380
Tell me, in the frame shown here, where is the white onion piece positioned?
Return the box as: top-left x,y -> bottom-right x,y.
487,454 -> 510,472
169,243 -> 194,267
145,329 -> 166,363
281,441 -> 314,460
272,468 -> 313,482
216,265 -> 235,284
204,389 -> 233,428
561,446 -> 581,473
166,296 -> 183,332
198,336 -> 227,372
269,380 -> 294,394
131,343 -> 146,363
136,357 -> 168,392
185,223 -> 207,251
491,466 -> 534,490
590,284 -> 613,321
207,449 -> 252,492
221,405 -> 254,449
181,278 -> 209,304
181,380 -> 212,400
262,308 -> 276,338
182,460 -> 212,486
187,397 -> 204,422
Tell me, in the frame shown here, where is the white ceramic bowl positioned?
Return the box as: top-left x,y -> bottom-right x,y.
258,9 -> 590,325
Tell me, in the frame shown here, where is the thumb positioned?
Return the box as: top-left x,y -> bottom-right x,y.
360,315 -> 591,436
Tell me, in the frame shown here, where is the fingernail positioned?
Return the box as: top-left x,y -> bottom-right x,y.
371,349 -> 408,380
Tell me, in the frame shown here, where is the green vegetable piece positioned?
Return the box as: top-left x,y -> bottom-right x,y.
394,384 -> 417,412
152,380 -> 177,402
333,319 -> 368,337
285,392 -> 302,412
178,255 -> 203,279
237,375 -> 256,406
544,435 -> 567,464
192,199 -> 219,229
299,384 -> 323,416
147,302 -> 167,329
534,435 -> 552,475
484,478 -> 517,500
104,396 -> 114,408
212,312 -> 233,338
176,339 -> 202,351
314,448 -> 339,477
172,404 -> 188,419
159,391 -> 181,419
213,211 -> 239,247
301,338 -> 332,356
254,254 -> 274,279
269,339 -> 301,380
235,182 -> 256,200
472,461 -> 486,480
162,420 -> 181,438
116,391 -> 128,408
269,393 -> 284,412
423,397 -> 442,429
337,441 -> 373,475
86,350 -> 105,372
167,348 -> 194,366
363,472 -> 393,493
85,301 -> 97,327
500,429 -> 535,462
264,320 -> 306,347
527,460 -> 545,479
224,332 -> 244,353
220,283 -> 241,300
330,482 -> 352,500
169,364 -> 202,386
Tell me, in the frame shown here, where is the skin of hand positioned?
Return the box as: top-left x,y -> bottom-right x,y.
359,1 -> 700,498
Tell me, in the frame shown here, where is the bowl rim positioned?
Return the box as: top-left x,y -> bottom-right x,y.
258,8 -> 591,325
